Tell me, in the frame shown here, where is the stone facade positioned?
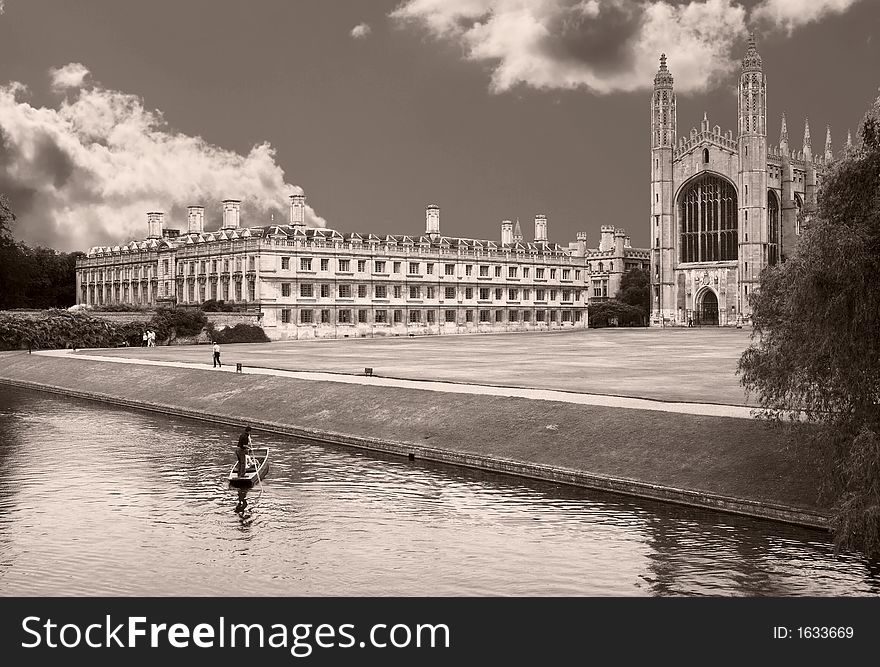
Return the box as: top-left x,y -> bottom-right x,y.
650,37 -> 830,326
76,199 -> 650,340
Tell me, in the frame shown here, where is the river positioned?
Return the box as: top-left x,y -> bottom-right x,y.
0,385 -> 876,596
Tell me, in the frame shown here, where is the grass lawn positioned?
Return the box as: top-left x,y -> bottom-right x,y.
89,327 -> 757,405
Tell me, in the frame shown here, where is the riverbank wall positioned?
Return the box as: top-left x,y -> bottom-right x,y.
0,352 -> 830,530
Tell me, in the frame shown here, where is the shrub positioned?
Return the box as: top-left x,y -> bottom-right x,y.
207,323 -> 270,344
201,299 -> 235,312
148,308 -> 208,341
0,310 -> 141,350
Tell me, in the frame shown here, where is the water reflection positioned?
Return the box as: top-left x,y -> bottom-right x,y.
0,384 -> 877,596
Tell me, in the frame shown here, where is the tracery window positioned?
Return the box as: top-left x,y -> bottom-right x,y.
679,174 -> 738,263
768,191 -> 779,266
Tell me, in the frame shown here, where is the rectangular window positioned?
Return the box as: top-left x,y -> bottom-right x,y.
536,268 -> 545,279
338,309 -> 351,324
320,258 -> 329,271
508,267 -> 517,278
494,266 -> 502,277
426,263 -> 434,275
523,289 -> 531,300
479,288 -> 490,300
375,310 -> 388,324
550,269 -> 557,279
466,310 -> 474,323
301,258 -> 312,271
444,264 -> 455,276
321,309 -> 330,323
358,309 -> 368,323
562,290 -> 571,302
282,257 -> 290,270
375,261 -> 386,273
357,260 -> 366,273
338,284 -> 352,298
479,310 -> 490,323
300,310 -> 314,324
393,261 -> 401,274
426,310 -> 436,323
281,309 -> 291,323
427,287 -> 435,299
375,285 -> 387,299
409,310 -> 421,323
281,283 -> 291,297
393,285 -> 402,299
536,289 -> 546,301
338,259 -> 350,272
445,310 -> 456,323
465,288 -> 473,299
409,286 -> 420,299
562,269 -> 570,280
536,310 -> 545,322
523,268 -> 530,278
235,283 -> 242,301
163,260 -> 169,274
550,290 -> 557,301
523,311 -> 531,322
357,284 -> 367,298
393,309 -> 403,323
300,283 -> 313,297
478,265 -> 488,277
320,284 -> 330,298
508,289 -> 518,300
550,310 -> 558,322
445,287 -> 456,299
409,262 -> 419,275
593,281 -> 602,298
575,270 -> 581,281
494,288 -> 503,300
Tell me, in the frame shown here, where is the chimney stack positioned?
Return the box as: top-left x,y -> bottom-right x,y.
147,211 -> 165,239
222,199 -> 241,229
501,220 -> 513,245
599,225 -> 615,251
534,214 -> 547,243
289,193 -> 306,227
187,206 -> 205,234
425,204 -> 440,237
576,231 -> 587,257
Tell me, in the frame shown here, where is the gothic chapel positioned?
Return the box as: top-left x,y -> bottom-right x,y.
649,36 -> 832,326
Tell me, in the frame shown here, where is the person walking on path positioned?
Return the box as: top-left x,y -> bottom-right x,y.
142,330 -> 148,347
212,341 -> 222,368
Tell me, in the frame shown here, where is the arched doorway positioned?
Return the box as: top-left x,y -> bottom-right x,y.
696,289 -> 719,326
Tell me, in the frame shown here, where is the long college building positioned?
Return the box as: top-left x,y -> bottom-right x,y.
651,36 -> 830,326
75,197 -> 649,340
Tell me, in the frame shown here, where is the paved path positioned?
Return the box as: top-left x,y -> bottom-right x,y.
37,349 -> 761,420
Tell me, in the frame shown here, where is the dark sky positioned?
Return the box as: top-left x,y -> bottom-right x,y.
0,0 -> 877,250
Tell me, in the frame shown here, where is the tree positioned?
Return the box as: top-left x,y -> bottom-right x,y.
738,92 -> 880,556
587,300 -> 646,328
617,268 -> 650,322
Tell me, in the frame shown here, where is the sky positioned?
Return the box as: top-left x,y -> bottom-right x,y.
0,0 -> 878,251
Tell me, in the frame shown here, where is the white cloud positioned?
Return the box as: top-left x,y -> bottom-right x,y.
392,0 -> 748,94
351,22 -> 372,39
753,0 -> 864,34
0,65 -> 325,251
391,0 -> 866,94
49,63 -> 91,92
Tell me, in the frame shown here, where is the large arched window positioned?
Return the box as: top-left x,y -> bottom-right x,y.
768,190 -> 779,266
679,174 -> 738,263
